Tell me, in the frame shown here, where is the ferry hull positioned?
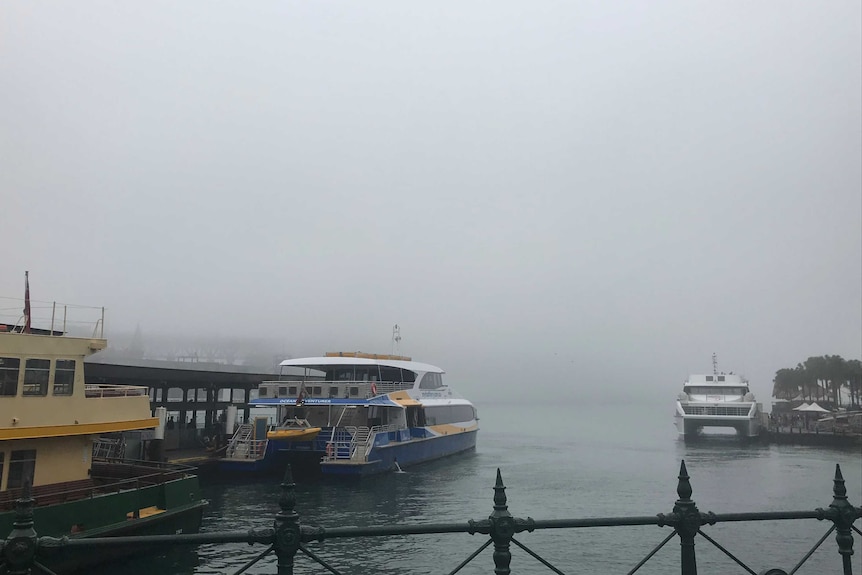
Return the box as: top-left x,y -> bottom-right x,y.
675,414 -> 761,439
0,476 -> 207,575
321,429 -> 478,477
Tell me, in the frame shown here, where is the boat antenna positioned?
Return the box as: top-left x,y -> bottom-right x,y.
712,353 -> 718,375
392,324 -> 401,356
23,271 -> 31,334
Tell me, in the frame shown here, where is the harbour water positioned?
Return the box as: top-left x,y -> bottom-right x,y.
93,398 -> 861,575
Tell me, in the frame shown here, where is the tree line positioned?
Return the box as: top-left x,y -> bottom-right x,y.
772,355 -> 862,408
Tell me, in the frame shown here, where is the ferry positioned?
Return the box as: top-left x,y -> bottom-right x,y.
0,274 -> 207,573
220,351 -> 479,477
674,369 -> 763,440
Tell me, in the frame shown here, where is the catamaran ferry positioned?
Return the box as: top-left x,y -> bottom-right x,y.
220,352 -> 478,477
674,371 -> 763,440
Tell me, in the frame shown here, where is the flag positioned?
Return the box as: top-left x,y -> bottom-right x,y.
370,381 -> 378,396
23,271 -> 31,334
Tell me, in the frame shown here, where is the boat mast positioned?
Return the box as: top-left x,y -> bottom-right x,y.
392,324 -> 401,356
712,353 -> 718,375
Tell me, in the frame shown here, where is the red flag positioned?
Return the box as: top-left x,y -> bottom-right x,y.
23,271 -> 31,334
370,381 -> 378,396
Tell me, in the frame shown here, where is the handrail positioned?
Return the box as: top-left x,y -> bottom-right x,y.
0,297 -> 105,337
84,384 -> 149,398
0,459 -> 194,511
3,460 -> 858,575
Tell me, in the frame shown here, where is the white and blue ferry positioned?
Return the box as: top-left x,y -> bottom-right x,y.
219,352 -> 478,477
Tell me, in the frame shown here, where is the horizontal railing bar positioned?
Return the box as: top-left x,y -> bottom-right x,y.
312,523 -> 479,537
41,508 -> 857,550
710,510 -> 836,522
530,516 -> 665,529
42,530 -> 275,548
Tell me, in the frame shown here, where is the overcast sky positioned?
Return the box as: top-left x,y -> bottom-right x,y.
2,1 -> 860,404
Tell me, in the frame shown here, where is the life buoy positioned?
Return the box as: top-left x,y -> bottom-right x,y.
326,443 -> 334,457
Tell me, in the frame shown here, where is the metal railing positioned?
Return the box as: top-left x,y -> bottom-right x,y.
1,459 -> 859,575
0,297 -> 105,338
0,459 -> 195,512
259,380 -> 414,399
83,384 -> 149,398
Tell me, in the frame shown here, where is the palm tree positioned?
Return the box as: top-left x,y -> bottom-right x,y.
773,368 -> 800,400
824,355 -> 846,407
803,356 -> 828,403
846,359 -> 862,409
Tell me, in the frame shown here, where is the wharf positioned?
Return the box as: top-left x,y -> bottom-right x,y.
761,427 -> 861,448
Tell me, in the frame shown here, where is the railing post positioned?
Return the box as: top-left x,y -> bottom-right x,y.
2,480 -> 37,575
273,465 -> 302,575
672,460 -> 701,575
826,464 -> 859,575
489,468 -> 515,575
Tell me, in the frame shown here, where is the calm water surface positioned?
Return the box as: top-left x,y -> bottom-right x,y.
95,399 -> 861,574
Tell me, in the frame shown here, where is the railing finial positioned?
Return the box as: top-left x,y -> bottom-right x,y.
677,459 -> 692,503
494,468 -> 507,511
832,464 -> 847,501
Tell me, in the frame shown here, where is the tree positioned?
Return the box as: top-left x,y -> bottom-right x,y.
824,355 -> 846,407
846,359 -> 862,408
803,356 -> 828,403
773,368 -> 800,400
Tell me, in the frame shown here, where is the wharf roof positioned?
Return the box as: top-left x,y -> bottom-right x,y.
85,357 -> 277,389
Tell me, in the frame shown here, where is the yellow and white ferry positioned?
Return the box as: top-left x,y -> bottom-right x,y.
0,274 -> 206,573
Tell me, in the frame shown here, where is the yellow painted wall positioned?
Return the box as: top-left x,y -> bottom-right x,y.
0,435 -> 92,490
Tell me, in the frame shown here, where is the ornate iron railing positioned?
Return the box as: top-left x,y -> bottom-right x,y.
1,459 -> 859,575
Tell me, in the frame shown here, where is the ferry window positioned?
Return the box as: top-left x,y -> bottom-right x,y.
685,387 -> 745,395
419,373 -> 443,389
289,386 -> 297,395
259,387 -> 268,397
312,386 -> 322,396
380,367 -> 415,383
23,359 -> 50,396
422,405 -> 475,425
705,376 -> 714,381
0,358 -> 20,396
329,386 -> 338,397
717,376 -> 725,382
7,450 -> 36,489
279,387 -> 288,396
349,387 -> 359,397
53,359 -> 76,396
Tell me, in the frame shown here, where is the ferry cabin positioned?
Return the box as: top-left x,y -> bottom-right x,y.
0,330 -> 157,492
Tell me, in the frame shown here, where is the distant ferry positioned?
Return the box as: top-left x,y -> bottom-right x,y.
674,372 -> 763,440
220,352 -> 478,477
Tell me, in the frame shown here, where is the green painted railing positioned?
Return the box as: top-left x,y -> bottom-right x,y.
1,460 -> 859,575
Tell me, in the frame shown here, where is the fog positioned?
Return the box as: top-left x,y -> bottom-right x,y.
2,2 -> 860,407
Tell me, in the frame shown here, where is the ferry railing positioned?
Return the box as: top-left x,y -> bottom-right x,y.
259,380 -> 414,399
1,460 -> 859,575
225,439 -> 268,460
0,460 -> 196,512
83,384 -> 149,398
0,297 -> 105,338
